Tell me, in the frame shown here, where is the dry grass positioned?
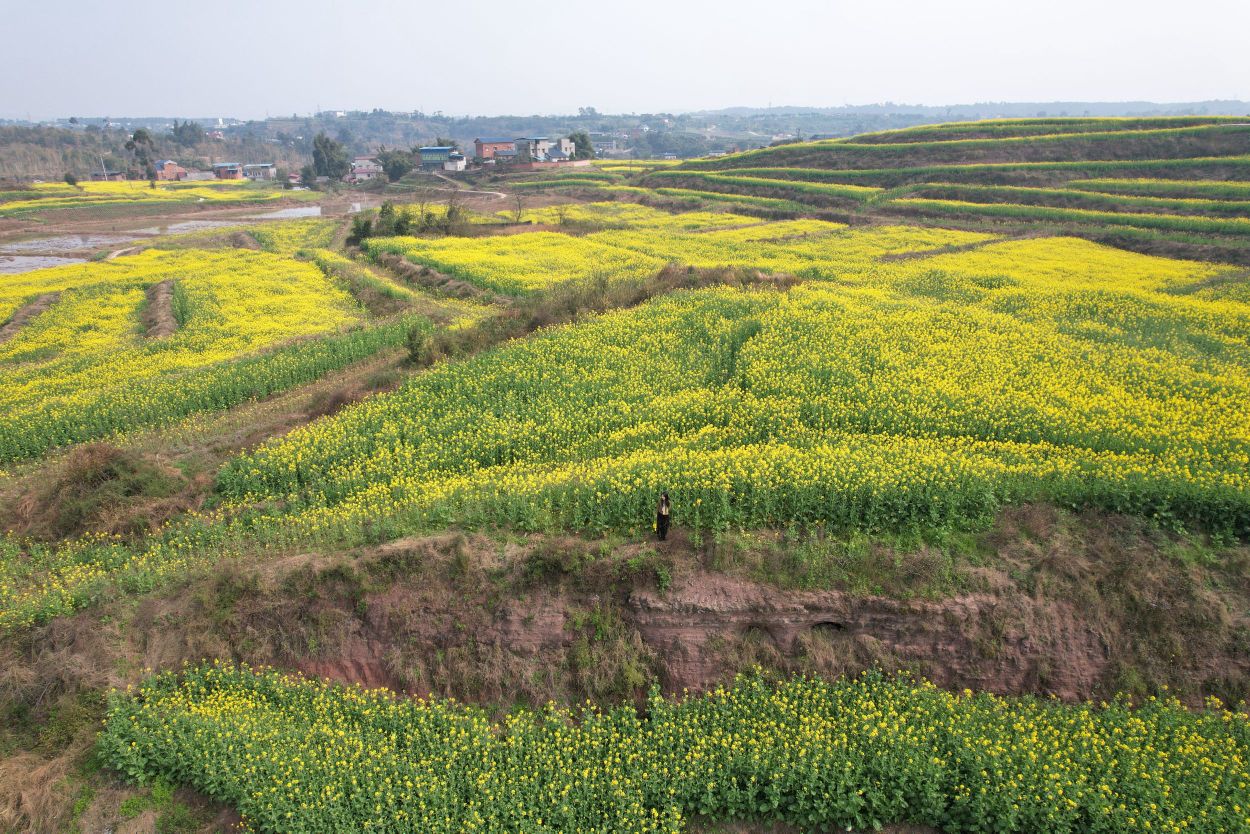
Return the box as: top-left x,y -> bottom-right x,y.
140,279 -> 177,339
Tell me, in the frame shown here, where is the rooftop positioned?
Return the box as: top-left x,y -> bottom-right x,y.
475,137 -> 514,144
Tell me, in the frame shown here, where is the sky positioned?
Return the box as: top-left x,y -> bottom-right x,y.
2,0 -> 1248,121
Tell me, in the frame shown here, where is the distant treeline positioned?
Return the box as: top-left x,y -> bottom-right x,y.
0,125 -> 306,181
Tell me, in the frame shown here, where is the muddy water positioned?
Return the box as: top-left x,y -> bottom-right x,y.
134,220 -> 238,235
0,233 -> 135,254
0,255 -> 85,274
246,206 -> 323,220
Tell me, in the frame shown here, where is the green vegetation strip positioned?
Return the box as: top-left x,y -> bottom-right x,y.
686,124 -> 1250,168
510,177 -> 619,190
648,170 -> 880,200
1069,179 -> 1250,200
649,187 -> 809,211
100,663 -> 1250,834
890,198 -> 1250,236
853,116 -> 1247,143
910,183 -> 1250,216
705,156 -> 1250,186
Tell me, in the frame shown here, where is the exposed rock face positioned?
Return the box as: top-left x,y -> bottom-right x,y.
628,573 -> 1109,700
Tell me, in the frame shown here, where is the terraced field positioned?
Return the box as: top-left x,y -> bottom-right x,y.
0,249 -> 373,462
8,203 -> 1247,632
0,213 -> 470,464
3,125 -> 1250,834
526,118 -> 1250,263
0,179 -> 293,217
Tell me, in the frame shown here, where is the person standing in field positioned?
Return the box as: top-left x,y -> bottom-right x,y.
656,492 -> 671,541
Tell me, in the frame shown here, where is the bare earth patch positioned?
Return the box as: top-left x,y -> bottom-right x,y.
140,280 -> 176,338
0,292 -> 60,344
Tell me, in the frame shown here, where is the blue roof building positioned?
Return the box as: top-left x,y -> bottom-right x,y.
418,146 -> 455,166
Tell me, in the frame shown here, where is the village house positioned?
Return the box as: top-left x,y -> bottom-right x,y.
212,162 -> 244,179
154,159 -> 187,181
88,170 -> 126,181
242,163 -> 276,180
473,137 -> 515,161
418,146 -> 454,168
513,136 -> 576,163
443,152 -> 467,172
346,156 -> 383,183
589,131 -> 622,154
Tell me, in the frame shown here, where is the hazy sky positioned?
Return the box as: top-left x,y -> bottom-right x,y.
3,0 -> 1248,120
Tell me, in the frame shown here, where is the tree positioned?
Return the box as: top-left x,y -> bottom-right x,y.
405,322 -> 433,365
312,132 -> 349,179
124,128 -> 157,182
444,190 -> 464,232
375,201 -> 398,235
300,164 -> 317,188
569,131 -> 594,160
170,120 -> 204,148
376,147 -> 414,182
63,172 -> 78,186
346,214 -> 373,246
434,136 -> 458,150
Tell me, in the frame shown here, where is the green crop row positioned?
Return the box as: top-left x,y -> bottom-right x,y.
100,663 -> 1250,834
854,116 -> 1245,144
510,177 -> 618,190
702,156 -> 1250,187
684,125 -> 1250,170
647,170 -> 880,202
909,182 -> 1250,217
647,187 -> 810,212
1069,178 -> 1250,200
888,197 -> 1250,237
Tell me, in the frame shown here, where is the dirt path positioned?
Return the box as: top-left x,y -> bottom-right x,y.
142,280 -> 177,338
0,292 -> 60,344
106,246 -> 139,260
430,171 -> 507,200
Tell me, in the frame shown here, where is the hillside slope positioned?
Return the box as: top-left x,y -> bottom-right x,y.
613,118 -> 1250,263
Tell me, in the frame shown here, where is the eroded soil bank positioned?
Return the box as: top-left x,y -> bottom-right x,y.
2,506 -> 1247,832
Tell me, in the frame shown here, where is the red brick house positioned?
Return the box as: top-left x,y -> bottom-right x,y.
473,137 -> 515,161
155,160 -> 187,181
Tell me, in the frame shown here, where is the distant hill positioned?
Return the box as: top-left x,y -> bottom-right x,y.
8,102 -> 1249,171
698,101 -> 1250,118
